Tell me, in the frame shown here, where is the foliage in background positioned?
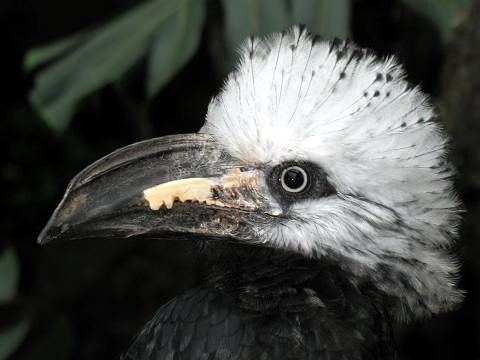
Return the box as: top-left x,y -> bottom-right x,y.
24,0 -> 473,135
0,248 -> 19,304
25,0 -> 351,135
24,0 -> 206,134
0,248 -> 30,360
401,0 -> 472,42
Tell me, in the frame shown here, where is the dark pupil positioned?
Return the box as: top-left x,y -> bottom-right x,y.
284,169 -> 304,189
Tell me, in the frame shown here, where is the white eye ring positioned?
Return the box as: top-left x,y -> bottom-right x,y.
280,166 -> 309,193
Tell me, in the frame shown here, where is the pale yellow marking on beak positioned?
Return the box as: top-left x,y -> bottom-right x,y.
143,178 -> 226,210
143,169 -> 263,211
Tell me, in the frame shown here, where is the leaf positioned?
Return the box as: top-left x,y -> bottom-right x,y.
222,0 -> 290,43
23,30 -> 94,71
146,0 -> 206,98
221,0 -> 290,70
400,0 -> 472,42
0,316 -> 31,360
27,0 -> 204,135
0,247 -> 19,305
292,0 -> 351,39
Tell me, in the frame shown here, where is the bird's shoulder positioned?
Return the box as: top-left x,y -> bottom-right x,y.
121,286 -> 395,360
121,288 -> 259,360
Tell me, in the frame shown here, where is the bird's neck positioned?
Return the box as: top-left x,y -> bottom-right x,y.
201,242 -> 397,358
203,242 -> 382,315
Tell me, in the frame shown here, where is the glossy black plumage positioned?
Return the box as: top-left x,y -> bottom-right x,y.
122,244 -> 397,360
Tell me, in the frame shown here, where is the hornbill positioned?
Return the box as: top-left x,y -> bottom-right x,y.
38,28 -> 462,359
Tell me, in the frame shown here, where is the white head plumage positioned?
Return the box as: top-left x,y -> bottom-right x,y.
201,27 -> 462,320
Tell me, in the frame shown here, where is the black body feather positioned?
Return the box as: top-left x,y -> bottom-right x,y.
122,244 -> 397,360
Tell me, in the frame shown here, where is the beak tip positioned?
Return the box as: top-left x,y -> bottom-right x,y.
37,215 -> 65,245
37,226 -> 55,245
37,236 -> 47,245
37,230 -> 50,245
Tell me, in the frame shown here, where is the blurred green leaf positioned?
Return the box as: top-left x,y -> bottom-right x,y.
0,316 -> 30,360
222,0 -> 290,43
27,0 -> 207,135
0,247 -> 19,305
146,0 -> 206,98
23,30 -> 94,71
400,0 -> 472,41
221,0 -> 290,69
220,0 -> 351,71
292,0 -> 351,39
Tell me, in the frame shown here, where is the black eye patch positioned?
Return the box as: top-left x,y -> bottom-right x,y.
266,161 -> 335,209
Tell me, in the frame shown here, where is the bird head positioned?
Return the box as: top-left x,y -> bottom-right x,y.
39,27 -> 462,321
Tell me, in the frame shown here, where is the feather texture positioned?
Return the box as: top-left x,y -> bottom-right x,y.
122,248 -> 396,360
201,27 -> 462,320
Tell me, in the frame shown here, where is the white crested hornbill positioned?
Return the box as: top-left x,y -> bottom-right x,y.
38,27 -> 462,359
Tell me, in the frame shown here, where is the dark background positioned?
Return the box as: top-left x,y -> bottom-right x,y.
1,0 -> 479,359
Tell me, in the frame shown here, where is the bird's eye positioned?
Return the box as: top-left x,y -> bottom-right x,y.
280,166 -> 309,193
267,161 -> 335,208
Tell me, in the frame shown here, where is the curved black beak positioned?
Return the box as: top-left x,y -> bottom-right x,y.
38,134 -> 271,245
